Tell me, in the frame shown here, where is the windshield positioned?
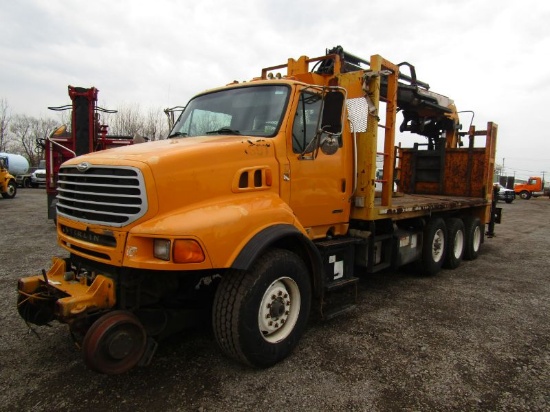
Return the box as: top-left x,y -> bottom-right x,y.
169,85 -> 289,138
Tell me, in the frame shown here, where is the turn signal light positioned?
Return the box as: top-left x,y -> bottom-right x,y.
173,239 -> 205,263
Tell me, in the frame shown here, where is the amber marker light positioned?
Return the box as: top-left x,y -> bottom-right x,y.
173,239 -> 205,263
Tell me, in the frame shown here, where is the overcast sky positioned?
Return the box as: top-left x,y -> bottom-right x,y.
1,0 -> 549,179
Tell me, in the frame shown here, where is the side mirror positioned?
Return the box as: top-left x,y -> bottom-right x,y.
321,91 -> 344,134
320,134 -> 339,155
318,91 -> 344,156
297,90 -> 345,159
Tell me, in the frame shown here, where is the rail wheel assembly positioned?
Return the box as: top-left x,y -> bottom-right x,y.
82,310 -> 147,375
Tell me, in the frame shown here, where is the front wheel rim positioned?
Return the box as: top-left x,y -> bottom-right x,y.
258,277 -> 301,343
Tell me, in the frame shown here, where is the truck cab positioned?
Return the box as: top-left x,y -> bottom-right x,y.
31,166 -> 47,187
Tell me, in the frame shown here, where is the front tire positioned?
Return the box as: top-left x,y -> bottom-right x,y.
519,190 -> 531,200
1,180 -> 17,199
212,248 -> 311,368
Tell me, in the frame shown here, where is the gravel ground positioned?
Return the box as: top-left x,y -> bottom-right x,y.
1,189 -> 549,411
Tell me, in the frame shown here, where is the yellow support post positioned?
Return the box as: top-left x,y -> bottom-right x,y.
380,58 -> 399,207
350,55 -> 382,221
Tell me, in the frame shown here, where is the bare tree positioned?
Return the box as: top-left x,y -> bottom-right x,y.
107,103 -> 144,137
143,107 -> 169,141
102,104 -> 169,141
0,98 -> 11,152
10,115 -> 57,166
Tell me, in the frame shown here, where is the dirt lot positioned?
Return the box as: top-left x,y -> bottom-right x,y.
1,189 -> 549,411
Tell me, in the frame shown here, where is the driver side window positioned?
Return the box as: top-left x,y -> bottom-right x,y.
292,92 -> 322,153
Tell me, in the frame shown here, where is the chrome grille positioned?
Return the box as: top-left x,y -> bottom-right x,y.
56,165 -> 147,227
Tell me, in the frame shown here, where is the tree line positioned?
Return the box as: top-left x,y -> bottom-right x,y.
0,98 -> 171,167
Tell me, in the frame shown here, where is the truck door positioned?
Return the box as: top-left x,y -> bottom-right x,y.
287,89 -> 351,230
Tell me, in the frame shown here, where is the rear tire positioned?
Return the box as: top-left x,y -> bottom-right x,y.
463,216 -> 483,260
444,218 -> 465,269
418,217 -> 446,276
212,248 -> 311,368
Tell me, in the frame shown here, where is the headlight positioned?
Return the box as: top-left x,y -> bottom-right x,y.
153,239 -> 171,261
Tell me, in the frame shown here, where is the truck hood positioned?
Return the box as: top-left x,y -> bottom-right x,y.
63,135 -> 279,221
72,135 -> 253,162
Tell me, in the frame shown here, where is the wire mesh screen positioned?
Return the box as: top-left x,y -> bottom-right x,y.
346,97 -> 369,133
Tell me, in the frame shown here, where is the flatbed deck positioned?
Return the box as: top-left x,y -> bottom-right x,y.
373,193 -> 490,219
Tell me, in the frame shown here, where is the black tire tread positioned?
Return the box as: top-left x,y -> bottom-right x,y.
212,268 -> 251,365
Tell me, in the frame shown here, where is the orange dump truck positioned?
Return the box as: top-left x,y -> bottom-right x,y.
17,46 -> 500,374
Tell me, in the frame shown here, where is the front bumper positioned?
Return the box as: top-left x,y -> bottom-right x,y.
498,192 -> 515,202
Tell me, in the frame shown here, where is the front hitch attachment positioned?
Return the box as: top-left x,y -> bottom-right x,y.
17,268 -> 66,326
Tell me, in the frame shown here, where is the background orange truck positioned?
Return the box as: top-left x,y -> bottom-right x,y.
17,46 -> 500,374
514,176 -> 548,199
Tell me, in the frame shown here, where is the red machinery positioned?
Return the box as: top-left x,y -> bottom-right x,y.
45,86 -> 134,220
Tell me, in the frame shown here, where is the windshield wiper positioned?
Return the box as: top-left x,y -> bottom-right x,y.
168,132 -> 188,138
205,127 -> 241,135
